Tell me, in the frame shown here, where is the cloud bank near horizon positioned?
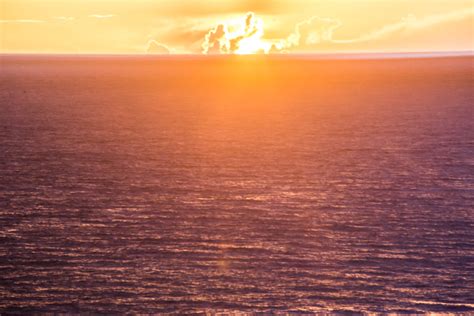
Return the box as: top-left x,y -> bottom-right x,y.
193,7 -> 474,55
0,0 -> 472,54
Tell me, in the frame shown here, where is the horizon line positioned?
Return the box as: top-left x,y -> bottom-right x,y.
1,50 -> 473,60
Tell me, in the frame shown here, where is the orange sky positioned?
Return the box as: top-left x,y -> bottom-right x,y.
1,0 -> 473,54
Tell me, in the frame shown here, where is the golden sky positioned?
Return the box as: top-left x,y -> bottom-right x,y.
1,0 -> 473,54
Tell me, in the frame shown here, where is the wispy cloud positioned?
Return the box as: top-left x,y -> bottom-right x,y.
88,14 -> 116,19
146,40 -> 171,54
53,16 -> 75,22
338,7 -> 474,44
0,19 -> 45,23
286,16 -> 341,47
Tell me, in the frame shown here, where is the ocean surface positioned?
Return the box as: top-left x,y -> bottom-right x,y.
0,55 -> 473,313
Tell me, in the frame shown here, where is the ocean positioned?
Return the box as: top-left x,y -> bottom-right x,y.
1,55 -> 473,313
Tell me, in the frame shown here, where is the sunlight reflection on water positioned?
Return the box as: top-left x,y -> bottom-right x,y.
0,55 -> 473,313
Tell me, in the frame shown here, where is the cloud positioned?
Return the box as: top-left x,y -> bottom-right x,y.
202,24 -> 229,53
0,19 -> 45,23
339,7 -> 474,45
198,8 -> 473,54
285,16 -> 342,48
202,12 -> 271,54
277,7 -> 474,52
53,17 -> 75,22
199,13 -> 345,54
88,14 -> 116,19
146,40 -> 171,54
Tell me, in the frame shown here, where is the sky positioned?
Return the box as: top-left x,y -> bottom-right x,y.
0,0 -> 473,54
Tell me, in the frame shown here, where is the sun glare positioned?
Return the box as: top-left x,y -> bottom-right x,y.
233,15 -> 269,54
203,12 -> 274,54
235,35 -> 270,55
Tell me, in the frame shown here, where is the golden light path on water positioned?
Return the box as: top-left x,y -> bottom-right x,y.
0,55 -> 473,313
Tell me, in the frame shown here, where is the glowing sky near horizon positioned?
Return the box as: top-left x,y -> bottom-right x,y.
0,0 -> 473,54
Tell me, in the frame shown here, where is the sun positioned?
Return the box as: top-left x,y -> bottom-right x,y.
235,34 -> 271,55
233,14 -> 271,54
202,12 -> 274,54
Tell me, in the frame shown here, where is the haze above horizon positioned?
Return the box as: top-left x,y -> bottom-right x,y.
1,0 -> 473,55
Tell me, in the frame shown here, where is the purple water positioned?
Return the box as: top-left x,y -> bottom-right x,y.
0,55 -> 473,313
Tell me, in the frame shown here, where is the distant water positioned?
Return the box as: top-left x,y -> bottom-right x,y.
0,55 -> 473,313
